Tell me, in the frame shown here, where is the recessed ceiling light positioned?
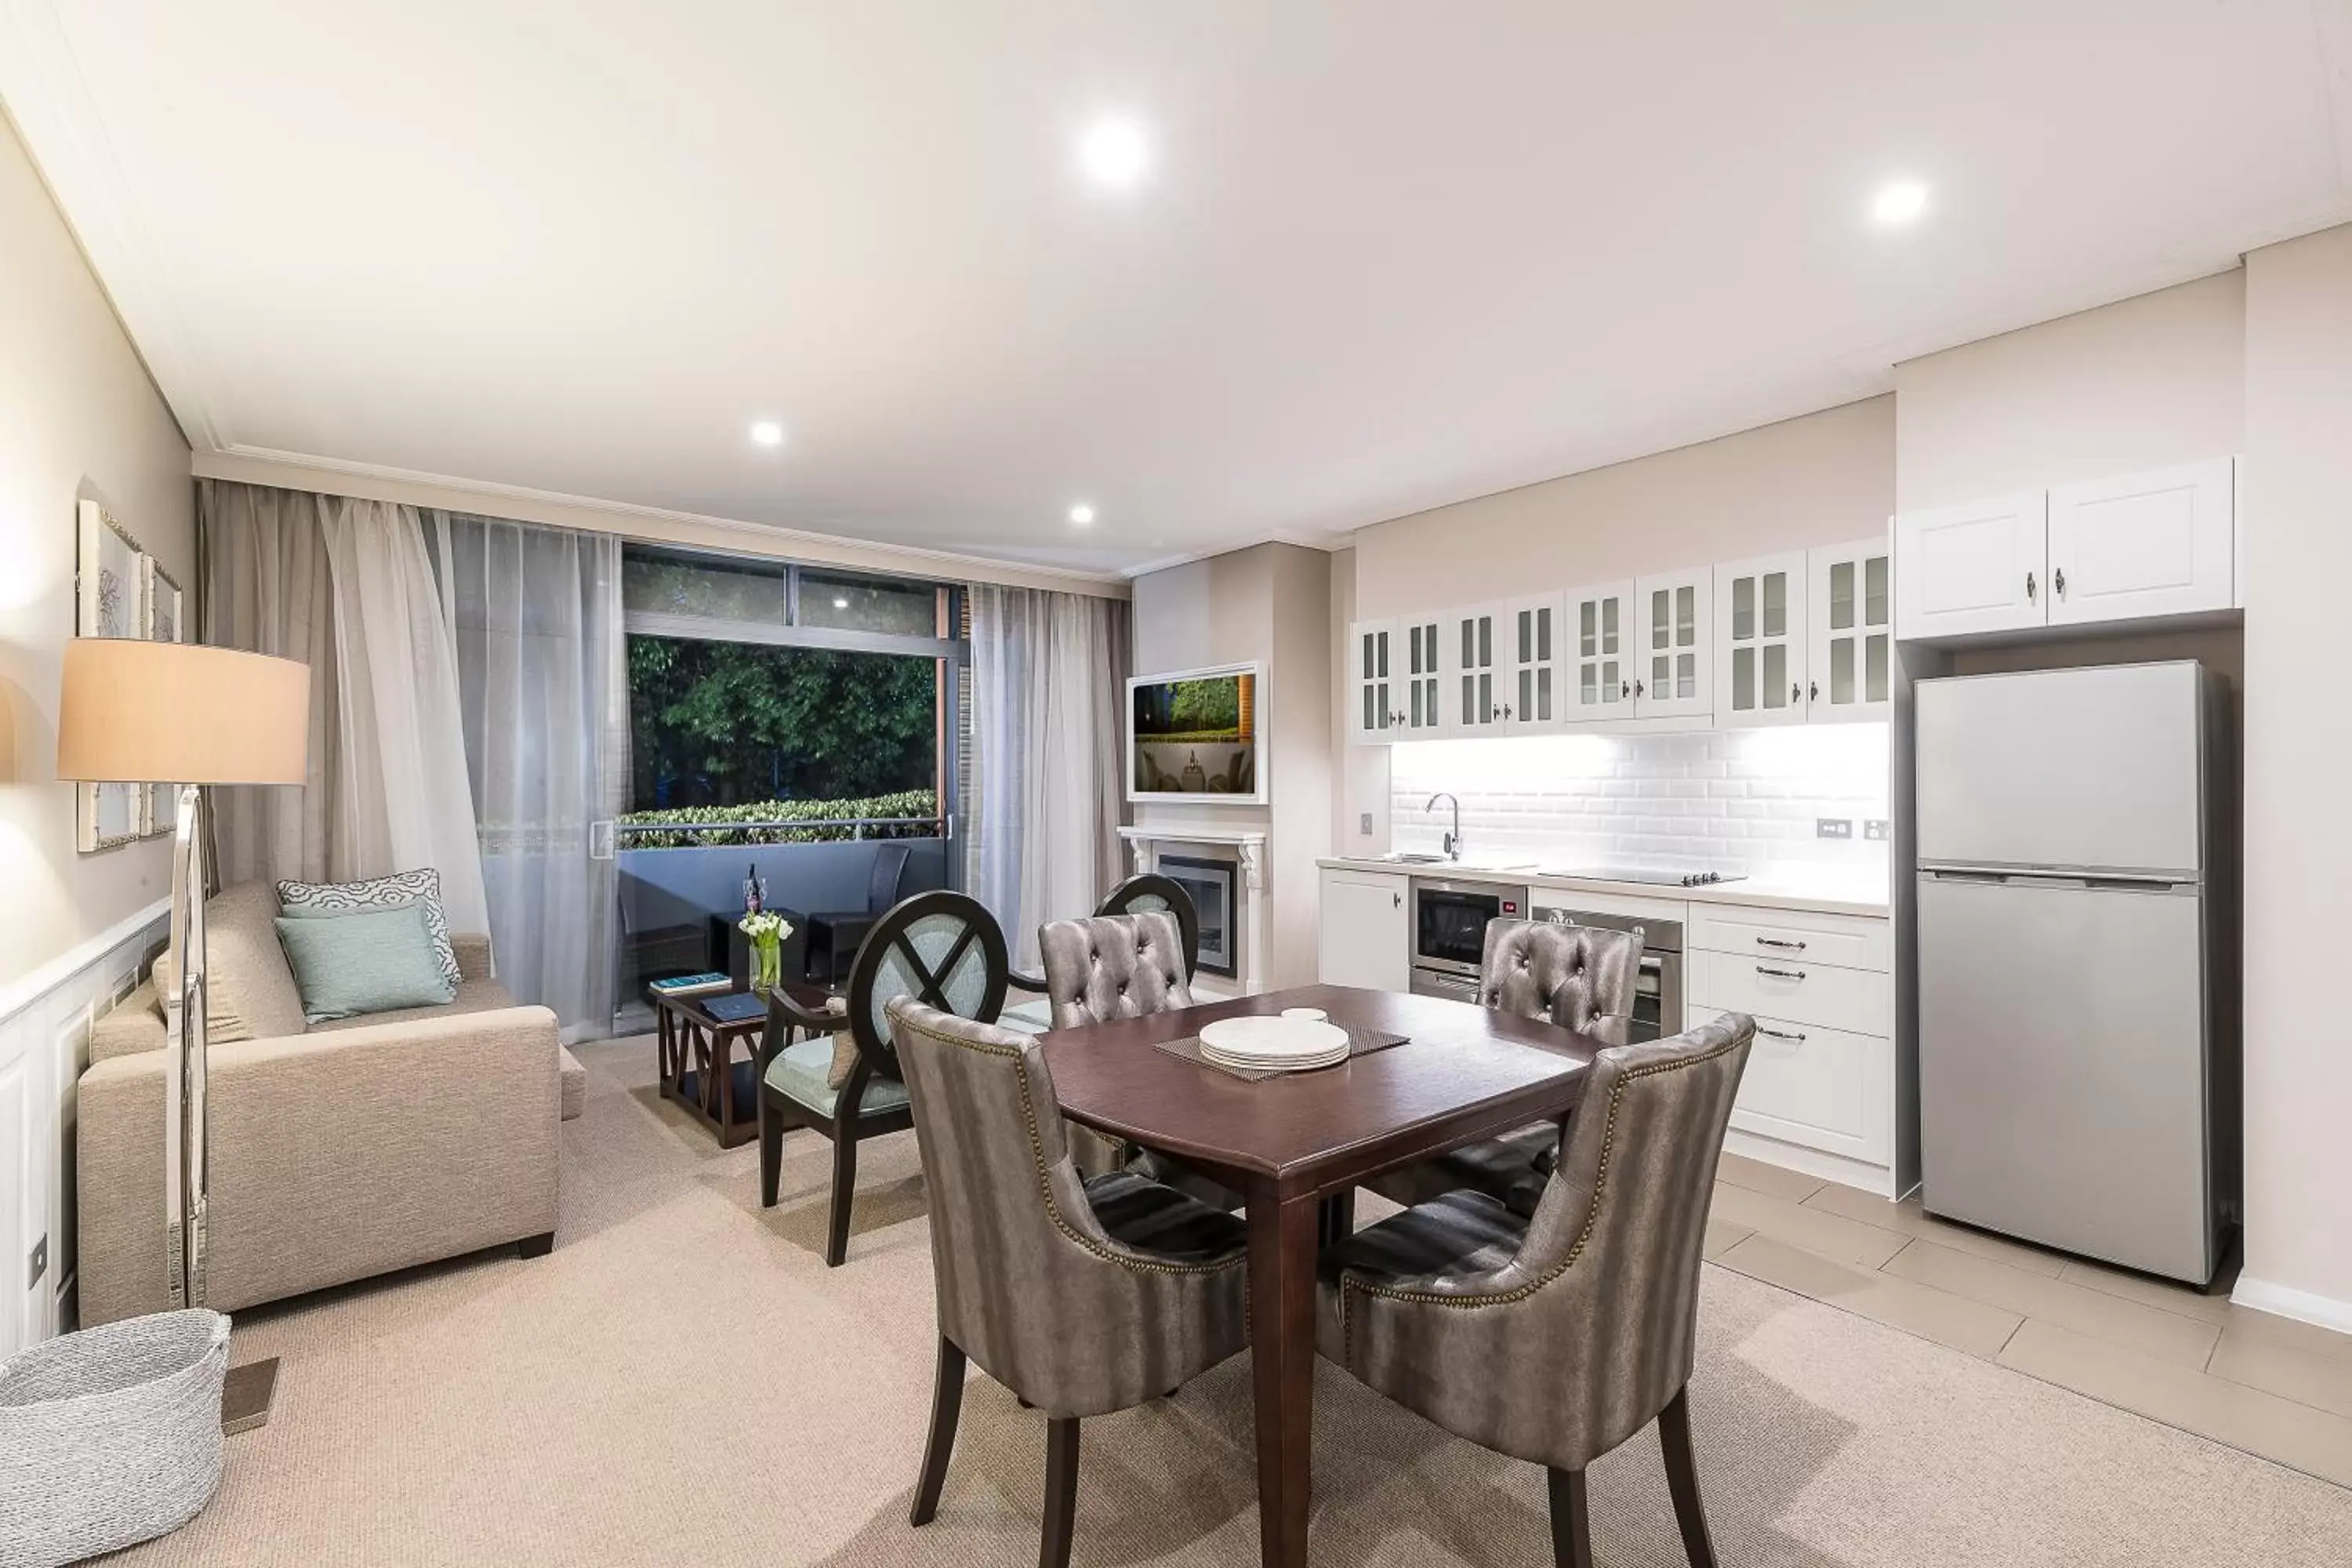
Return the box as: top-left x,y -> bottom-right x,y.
1079,119 -> 1147,186
749,419 -> 785,447
1068,503 -> 1097,525
831,596 -> 849,610
1872,180 -> 1929,225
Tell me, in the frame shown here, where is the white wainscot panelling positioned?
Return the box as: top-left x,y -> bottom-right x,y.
0,902 -> 167,1356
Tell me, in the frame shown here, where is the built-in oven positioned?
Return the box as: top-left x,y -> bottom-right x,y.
1409,878 -> 1530,992
1530,902 -> 1684,1044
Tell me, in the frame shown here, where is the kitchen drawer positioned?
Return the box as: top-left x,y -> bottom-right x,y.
1695,1008 -> 1888,1165
1689,902 -> 1890,972
1690,949 -> 1888,1035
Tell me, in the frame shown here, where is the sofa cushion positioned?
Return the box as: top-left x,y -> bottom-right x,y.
274,905 -> 459,1024
278,869 -> 461,993
764,1037 -> 909,1119
150,881 -> 308,1044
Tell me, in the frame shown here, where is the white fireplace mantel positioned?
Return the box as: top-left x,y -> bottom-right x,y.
1117,825 -> 1267,994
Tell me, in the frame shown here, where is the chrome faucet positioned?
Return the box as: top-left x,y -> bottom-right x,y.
1426,792 -> 1462,862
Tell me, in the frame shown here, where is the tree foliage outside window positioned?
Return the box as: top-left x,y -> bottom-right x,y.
630,636 -> 938,809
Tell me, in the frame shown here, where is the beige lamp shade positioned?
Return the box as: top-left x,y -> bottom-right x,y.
57,640 -> 310,786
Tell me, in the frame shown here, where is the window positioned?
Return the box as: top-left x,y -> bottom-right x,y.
621,546 -> 964,821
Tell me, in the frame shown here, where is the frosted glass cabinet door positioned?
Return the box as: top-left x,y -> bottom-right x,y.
1445,604 -> 1504,735
1564,581 -> 1635,725
1807,536 -> 1893,722
1348,618 -> 1398,744
1714,554 -> 1809,728
1398,615 -> 1445,735
1631,568 -> 1712,720
1501,593 -> 1565,733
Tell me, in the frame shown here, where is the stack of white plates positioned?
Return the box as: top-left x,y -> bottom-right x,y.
1198,1015 -> 1351,1073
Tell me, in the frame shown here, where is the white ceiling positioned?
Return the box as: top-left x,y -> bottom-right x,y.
5,2 -> 2350,579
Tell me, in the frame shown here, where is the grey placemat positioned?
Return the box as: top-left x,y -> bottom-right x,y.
1153,1022 -> 1409,1082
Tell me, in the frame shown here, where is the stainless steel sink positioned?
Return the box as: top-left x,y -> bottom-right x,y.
1379,851 -> 1451,864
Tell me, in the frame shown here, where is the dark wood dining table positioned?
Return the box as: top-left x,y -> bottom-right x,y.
1039,983 -> 1599,1568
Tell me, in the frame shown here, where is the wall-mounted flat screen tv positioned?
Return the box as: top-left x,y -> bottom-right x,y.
1127,662 -> 1266,805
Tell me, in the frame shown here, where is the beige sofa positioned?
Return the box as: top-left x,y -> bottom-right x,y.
77,881 -> 586,1328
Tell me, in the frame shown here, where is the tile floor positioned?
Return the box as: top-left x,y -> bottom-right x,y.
1707,1150 -> 2352,1490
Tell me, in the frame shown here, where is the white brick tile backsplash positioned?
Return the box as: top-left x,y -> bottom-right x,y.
1388,728 -> 1889,877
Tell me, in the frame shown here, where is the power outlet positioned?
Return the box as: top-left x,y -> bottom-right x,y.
1358,812 -> 1374,836
1817,818 -> 1853,840
27,1234 -> 45,1290
1863,819 -> 1890,841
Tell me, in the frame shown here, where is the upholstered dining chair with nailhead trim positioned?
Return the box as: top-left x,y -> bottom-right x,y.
888,996 -> 1249,1568
1367,918 -> 1645,1214
1318,1012 -> 1754,1568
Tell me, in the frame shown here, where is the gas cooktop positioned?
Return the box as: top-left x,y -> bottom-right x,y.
1540,866 -> 1747,889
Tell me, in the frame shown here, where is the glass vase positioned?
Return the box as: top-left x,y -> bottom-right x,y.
753,934 -> 782,993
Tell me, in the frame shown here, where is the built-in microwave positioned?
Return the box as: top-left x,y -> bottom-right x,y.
1410,878 -> 1530,978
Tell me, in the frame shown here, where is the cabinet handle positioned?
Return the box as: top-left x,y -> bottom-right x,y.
1499,702 -> 1512,720
1755,964 -> 1808,982
2027,571 -> 2037,602
1633,678 -> 1646,698
1620,680 -> 1630,698
1755,937 -> 1807,951
1758,1025 -> 1809,1043
1392,892 -> 1402,909
1791,681 -> 1802,704
2055,568 -> 2067,599
1808,681 -> 1819,702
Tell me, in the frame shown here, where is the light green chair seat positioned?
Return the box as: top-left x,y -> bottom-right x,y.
1000,997 -> 1054,1034
764,1036 -> 911,1118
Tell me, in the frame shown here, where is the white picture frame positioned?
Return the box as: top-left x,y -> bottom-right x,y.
75,499 -> 147,854
1124,661 -> 1270,806
140,554 -> 186,837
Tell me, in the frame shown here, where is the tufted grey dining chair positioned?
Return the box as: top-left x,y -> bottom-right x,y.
889,997 -> 1250,1568
1319,1013 -> 1755,1568
1368,918 -> 1645,1212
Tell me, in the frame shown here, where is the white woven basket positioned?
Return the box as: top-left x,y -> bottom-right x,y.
0,1308 -> 231,1568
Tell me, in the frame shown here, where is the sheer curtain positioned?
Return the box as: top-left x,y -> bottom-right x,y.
426,514 -> 627,1041
964,585 -> 1131,967
201,481 -> 489,936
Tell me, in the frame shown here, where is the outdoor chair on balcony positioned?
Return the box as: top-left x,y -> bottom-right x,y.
802,841 -> 913,984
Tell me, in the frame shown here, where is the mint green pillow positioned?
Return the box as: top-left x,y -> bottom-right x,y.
273,904 -> 458,1024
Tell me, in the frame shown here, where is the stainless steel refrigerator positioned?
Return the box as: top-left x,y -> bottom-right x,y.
1915,661 -> 2234,1284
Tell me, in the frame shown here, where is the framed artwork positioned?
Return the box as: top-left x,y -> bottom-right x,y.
140,555 -> 187,837
74,499 -> 147,853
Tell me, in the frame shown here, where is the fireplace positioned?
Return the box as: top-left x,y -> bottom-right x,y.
1158,854 -> 1237,978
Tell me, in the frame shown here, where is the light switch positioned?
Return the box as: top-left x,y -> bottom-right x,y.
1358,812 -> 1373,836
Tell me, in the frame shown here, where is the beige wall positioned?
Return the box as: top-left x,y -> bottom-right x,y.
1131,543 -> 1332,988
1352,395 -> 1896,621
0,114 -> 192,989
2240,223 -> 2352,1320
1893,270 -> 2246,512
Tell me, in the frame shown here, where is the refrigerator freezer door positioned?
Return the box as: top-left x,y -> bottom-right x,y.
1918,873 -> 2214,1282
1915,663 -> 2204,875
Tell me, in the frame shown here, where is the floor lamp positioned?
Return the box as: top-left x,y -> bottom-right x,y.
57,638 -> 310,1429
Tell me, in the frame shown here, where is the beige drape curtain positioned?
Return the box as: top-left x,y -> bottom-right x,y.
964,584 -> 1131,968
198,480 -> 490,936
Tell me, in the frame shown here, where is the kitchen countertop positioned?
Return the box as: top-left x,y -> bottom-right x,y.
1315,855 -> 1891,920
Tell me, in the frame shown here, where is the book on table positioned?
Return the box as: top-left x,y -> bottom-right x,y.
650,972 -> 731,999
701,993 -> 768,1025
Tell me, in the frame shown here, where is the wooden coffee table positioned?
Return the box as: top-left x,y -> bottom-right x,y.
652,978 -> 835,1147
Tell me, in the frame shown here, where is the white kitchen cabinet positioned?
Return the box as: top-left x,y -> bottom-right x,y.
1444,604 -> 1506,735
2045,458 -> 2234,626
1689,901 -> 1895,1192
1893,491 -> 2048,640
1500,593 -> 1566,732
1715,553 -> 1809,727
1631,568 -> 1712,720
1807,536 -> 1893,722
1399,614 -> 1445,736
1347,619 -> 1398,745
1317,867 -> 1411,992
1564,581 -> 1635,724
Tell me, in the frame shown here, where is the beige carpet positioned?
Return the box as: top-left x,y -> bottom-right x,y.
107,1036 -> 2352,1568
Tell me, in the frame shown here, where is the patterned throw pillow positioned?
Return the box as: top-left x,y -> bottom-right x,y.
276,869 -> 462,993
